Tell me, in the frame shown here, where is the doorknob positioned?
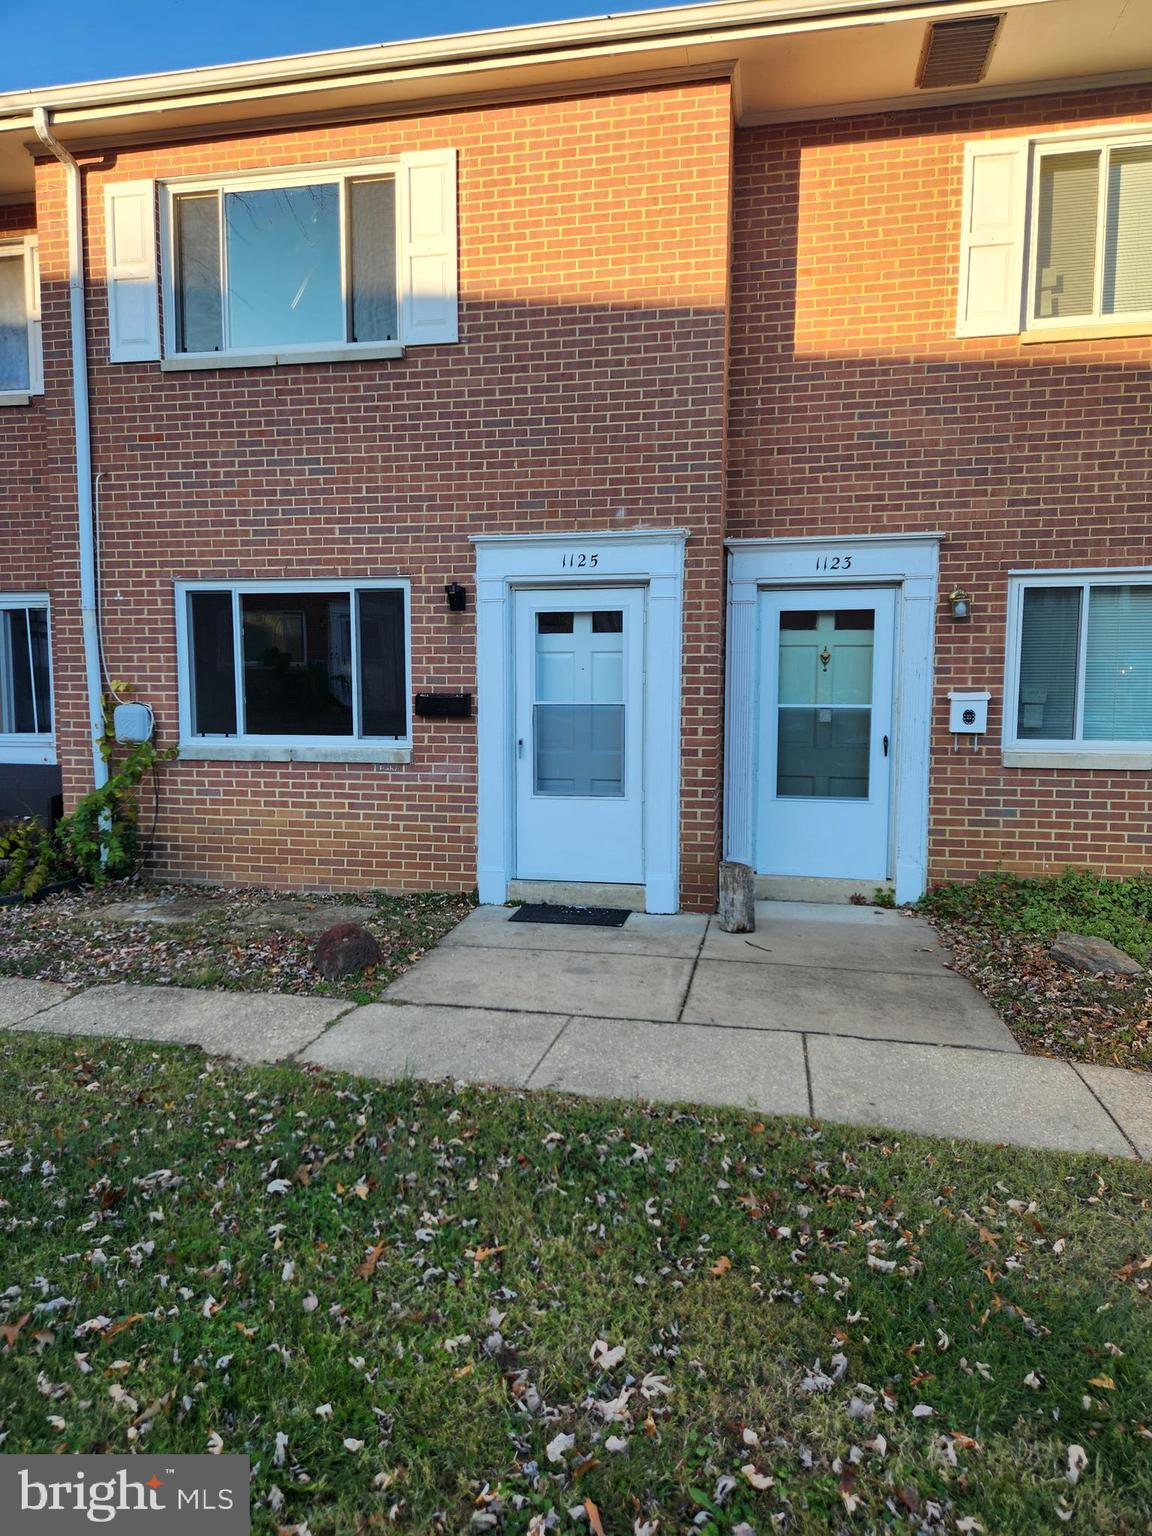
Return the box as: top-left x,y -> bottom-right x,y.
882,735 -> 889,756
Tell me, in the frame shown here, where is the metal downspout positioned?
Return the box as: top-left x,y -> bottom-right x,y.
31,105 -> 107,791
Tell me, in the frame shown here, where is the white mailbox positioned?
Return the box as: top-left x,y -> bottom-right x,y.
948,690 -> 990,734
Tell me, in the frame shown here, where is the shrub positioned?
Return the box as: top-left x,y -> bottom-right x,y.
919,869 -> 1152,962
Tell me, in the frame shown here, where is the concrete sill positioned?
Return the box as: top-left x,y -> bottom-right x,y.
1021,323 -> 1152,345
160,344 -> 405,372
178,743 -> 412,765
1002,748 -> 1152,771
0,391 -> 31,407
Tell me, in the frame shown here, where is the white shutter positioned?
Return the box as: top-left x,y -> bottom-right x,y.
400,149 -> 458,345
104,180 -> 160,362
956,139 -> 1028,337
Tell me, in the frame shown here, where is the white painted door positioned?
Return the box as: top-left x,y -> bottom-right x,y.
513,587 -> 644,884
755,588 -> 895,880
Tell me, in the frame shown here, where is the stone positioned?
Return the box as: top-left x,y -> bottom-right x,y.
314,922 -> 382,980
718,860 -> 755,933
238,902 -> 377,936
1049,931 -> 1144,976
93,895 -> 224,925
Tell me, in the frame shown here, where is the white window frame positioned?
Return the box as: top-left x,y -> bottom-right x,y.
0,237 -> 43,402
1026,130 -> 1152,334
159,162 -> 404,365
175,578 -> 412,763
0,591 -> 54,765
1003,568 -> 1152,767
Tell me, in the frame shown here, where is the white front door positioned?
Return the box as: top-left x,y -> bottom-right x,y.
513,587 -> 644,884
755,588 -> 895,881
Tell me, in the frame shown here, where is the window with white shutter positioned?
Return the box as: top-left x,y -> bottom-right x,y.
0,238 -> 43,396
958,128 -> 1152,338
145,153 -> 458,366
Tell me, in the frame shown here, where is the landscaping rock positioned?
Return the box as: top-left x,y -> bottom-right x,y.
239,902 -> 376,936
1049,931 -> 1144,977
95,895 -> 224,925
315,922 -> 382,980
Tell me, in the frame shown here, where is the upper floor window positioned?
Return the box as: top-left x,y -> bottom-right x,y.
957,127 -> 1152,339
0,239 -> 43,397
170,171 -> 398,355
1032,142 -> 1152,326
115,151 -> 458,369
1005,572 -> 1152,754
0,595 -> 53,763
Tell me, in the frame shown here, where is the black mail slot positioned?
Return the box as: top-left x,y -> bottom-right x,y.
415,692 -> 473,719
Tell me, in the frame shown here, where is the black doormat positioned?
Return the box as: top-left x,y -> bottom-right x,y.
510,903 -> 631,928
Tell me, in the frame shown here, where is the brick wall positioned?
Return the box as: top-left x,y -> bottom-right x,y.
0,203 -> 50,591
729,88 -> 1152,882
36,81 -> 732,904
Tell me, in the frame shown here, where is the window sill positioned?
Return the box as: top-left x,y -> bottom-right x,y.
1002,748 -> 1152,770
178,742 -> 412,765
1020,323 -> 1152,345
0,741 -> 56,765
160,344 -> 405,373
0,391 -> 31,407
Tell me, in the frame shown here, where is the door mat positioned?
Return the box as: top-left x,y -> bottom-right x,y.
510,904 -> 631,928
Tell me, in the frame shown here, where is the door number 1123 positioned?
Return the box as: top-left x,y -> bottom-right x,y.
815,554 -> 852,571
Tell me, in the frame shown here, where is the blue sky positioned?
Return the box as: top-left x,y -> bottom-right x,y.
0,0 -> 677,92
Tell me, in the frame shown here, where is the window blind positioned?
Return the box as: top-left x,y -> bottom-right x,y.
1083,584 -> 1152,740
1017,586 -> 1080,739
1034,151 -> 1099,319
1104,146 -> 1152,316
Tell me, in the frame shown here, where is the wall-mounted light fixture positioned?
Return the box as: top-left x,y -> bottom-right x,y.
445,583 -> 468,613
948,587 -> 972,621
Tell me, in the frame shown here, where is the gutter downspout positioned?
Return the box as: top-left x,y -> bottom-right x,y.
32,105 -> 107,791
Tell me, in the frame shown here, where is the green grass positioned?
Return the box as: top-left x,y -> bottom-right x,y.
919,873 -> 1152,1071
1,1035 -> 1150,1533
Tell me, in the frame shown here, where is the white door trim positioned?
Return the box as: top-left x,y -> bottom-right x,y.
725,534 -> 940,905
473,529 -> 687,913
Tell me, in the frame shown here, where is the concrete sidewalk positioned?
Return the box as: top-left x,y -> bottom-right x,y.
2,901 -> 1150,1160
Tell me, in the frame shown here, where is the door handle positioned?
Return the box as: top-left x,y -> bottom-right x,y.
517,738 -> 524,759
882,735 -> 889,757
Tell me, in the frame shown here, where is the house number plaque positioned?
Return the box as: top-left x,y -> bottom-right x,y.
814,554 -> 853,571
560,552 -> 600,569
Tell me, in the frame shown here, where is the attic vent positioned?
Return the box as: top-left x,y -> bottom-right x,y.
916,15 -> 1002,90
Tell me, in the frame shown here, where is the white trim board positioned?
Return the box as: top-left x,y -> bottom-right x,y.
474,529 -> 686,914
725,533 -> 939,906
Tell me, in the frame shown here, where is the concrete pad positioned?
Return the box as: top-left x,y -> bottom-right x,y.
301,1003 -> 565,1087
236,903 -> 377,935
91,895 -> 224,926
383,944 -> 694,1021
16,982 -> 347,1063
1076,1064 -> 1152,1159
528,1016 -> 810,1115
682,959 -> 1016,1050
703,904 -> 949,976
442,905 -> 708,958
0,977 -> 74,1027
808,1035 -> 1132,1156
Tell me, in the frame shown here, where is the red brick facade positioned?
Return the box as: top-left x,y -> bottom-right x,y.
729,87 -> 1152,883
4,73 -> 1151,903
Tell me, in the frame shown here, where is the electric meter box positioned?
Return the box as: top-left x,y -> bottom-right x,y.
112,702 -> 155,743
948,690 -> 990,734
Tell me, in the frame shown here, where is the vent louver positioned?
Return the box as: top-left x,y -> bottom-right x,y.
916,15 -> 1002,89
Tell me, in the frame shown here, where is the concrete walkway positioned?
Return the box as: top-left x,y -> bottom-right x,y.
3,901 -> 1150,1160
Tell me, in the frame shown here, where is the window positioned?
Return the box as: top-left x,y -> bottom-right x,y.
1032,142 -> 1152,325
0,595 -> 53,762
177,581 -> 410,753
957,127 -> 1152,338
1005,573 -> 1152,754
0,239 -> 42,396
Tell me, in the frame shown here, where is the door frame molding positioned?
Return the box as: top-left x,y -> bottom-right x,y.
725,533 -> 941,905
472,529 -> 688,913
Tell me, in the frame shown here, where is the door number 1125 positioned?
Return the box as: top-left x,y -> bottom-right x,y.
560,552 -> 599,568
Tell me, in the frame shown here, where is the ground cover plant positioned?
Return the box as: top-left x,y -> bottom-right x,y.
0,883 -> 474,1003
920,872 -> 1152,1073
1,1033 -> 1149,1534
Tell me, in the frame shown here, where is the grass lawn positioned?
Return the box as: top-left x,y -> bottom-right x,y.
0,883 -> 475,1004
921,873 -> 1152,1073
1,1035 -> 1150,1534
